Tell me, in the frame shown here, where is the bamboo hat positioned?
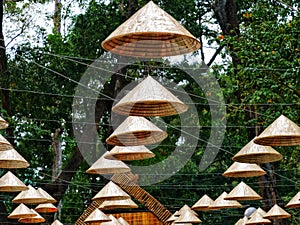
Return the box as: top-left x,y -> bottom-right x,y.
51,220 -> 64,225
167,212 -> 179,222
34,203 -> 58,213
99,198 -> 138,210
86,152 -> 131,174
179,204 -> 198,215
18,209 -> 45,223
254,115 -> 300,146
101,1 -> 201,58
0,134 -> 13,151
174,210 -> 202,223
225,181 -> 262,201
286,191 -> 300,208
223,162 -> 266,178
84,209 -> 111,223
232,138 -> 282,163
208,192 -> 242,210
251,208 -> 267,217
12,185 -> 48,204
192,194 -> 214,211
263,204 -> 291,219
105,145 -> 155,161
0,116 -> 9,129
0,171 -> 28,192
0,148 -> 30,168
92,181 -> 130,201
37,188 -> 57,203
112,76 -> 188,117
7,203 -> 37,219
235,216 -> 248,225
118,217 -> 130,225
106,116 -> 168,146
246,212 -> 271,224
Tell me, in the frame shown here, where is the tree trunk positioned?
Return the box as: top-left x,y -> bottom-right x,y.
54,0 -> 62,34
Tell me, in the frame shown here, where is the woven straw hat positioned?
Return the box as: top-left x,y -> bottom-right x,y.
7,203 -> 37,219
118,217 -> 130,225
225,181 -> 262,201
18,209 -> 45,223
37,188 -> 57,203
192,194 -> 214,211
0,134 -> 13,151
92,181 -> 130,201
263,204 -> 291,219
105,145 -> 155,161
167,212 -> 179,222
178,204 -> 198,215
232,138 -> 282,163
112,76 -> 188,117
208,192 -> 242,210
0,148 -> 30,168
0,171 -> 28,192
251,207 -> 267,217
254,115 -> 300,146
51,220 -> 64,225
0,116 -> 9,129
84,209 -> 111,223
174,210 -> 202,223
246,212 -> 271,224
12,185 -> 48,204
86,152 -> 131,174
101,1 -> 200,58
223,162 -> 266,178
99,198 -> 138,210
286,191 -> 300,208
35,203 -> 58,213
106,116 -> 168,146
235,216 -> 248,225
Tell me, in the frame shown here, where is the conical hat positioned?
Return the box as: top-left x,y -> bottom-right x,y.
106,116 -> 168,146
223,162 -> 266,178
112,76 -> 188,117
0,148 -> 30,168
235,216 -> 248,225
105,145 -> 155,161
178,204 -> 198,215
37,188 -> 57,203
233,138 -> 282,163
118,217 -> 130,225
254,115 -> 300,146
192,194 -> 214,211
12,185 -> 48,204
7,203 -> 37,219
18,209 -> 45,223
174,210 -> 202,223
92,181 -> 130,201
0,134 -> 13,151
246,212 -> 271,224
34,203 -> 58,213
225,181 -> 262,201
167,212 -> 179,222
99,198 -> 138,210
51,220 -> 64,225
86,152 -> 131,174
101,1 -> 201,58
0,116 -> 9,129
84,209 -> 111,223
263,204 -> 291,219
208,192 -> 242,210
0,171 -> 28,192
251,207 -> 267,217
286,191 -> 300,208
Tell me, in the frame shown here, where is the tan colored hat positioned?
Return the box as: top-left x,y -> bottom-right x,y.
251,207 -> 267,217
233,138 -> 282,163
246,212 -> 271,224
106,116 -> 168,146
208,192 -> 242,210
254,115 -> 300,146
12,185 -> 48,204
101,1 -> 201,58
7,203 -> 37,219
37,188 -> 57,203
223,162 -> 266,178
105,145 -> 155,161
118,217 -> 130,225
86,152 -> 131,174
263,204 -> 291,219
167,212 -> 179,222
0,148 -> 30,168
18,209 -> 45,223
235,216 -> 248,225
174,210 -> 202,223
0,134 -> 13,151
225,181 -> 262,201
0,116 -> 9,129
99,198 -> 138,210
112,76 -> 188,117
0,171 -> 28,192
192,194 -> 214,211
51,220 -> 64,225
178,204 -> 198,215
286,191 -> 300,208
34,203 -> 58,213
92,181 -> 130,201
84,208 -> 111,223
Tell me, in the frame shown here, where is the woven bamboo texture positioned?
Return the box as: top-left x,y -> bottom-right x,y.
112,212 -> 163,225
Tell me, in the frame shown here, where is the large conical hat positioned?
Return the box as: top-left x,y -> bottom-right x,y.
84,209 -> 111,223
246,212 -> 271,224
101,1 -> 201,58
232,138 -> 282,163
86,152 -> 131,174
99,198 -> 138,210
208,192 -> 242,210
105,145 -> 155,161
254,115 -> 300,146
92,181 -> 130,201
0,116 -> 9,129
0,171 -> 28,192
37,188 -> 57,203
112,76 -> 188,117
34,203 -> 58,213
225,181 -> 262,201
12,185 -> 48,204
174,210 -> 202,223
18,209 -> 45,223
235,216 -> 248,225
106,116 -> 168,146
286,191 -> 300,208
192,194 -> 214,211
51,220 -> 64,225
7,203 -> 37,219
223,162 -> 266,178
0,134 -> 13,151
0,148 -> 30,168
263,204 -> 291,219
118,217 -> 130,225
167,212 -> 179,222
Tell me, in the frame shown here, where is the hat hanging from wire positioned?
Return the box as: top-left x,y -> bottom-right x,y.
105,145 -> 155,161
7,203 -> 37,219
225,181 -> 262,201
83,208 -> 111,223
223,162 -> 266,178
0,171 -> 28,192
0,148 -> 30,168
18,209 -> 45,223
92,181 -> 130,201
192,194 -> 214,211
286,191 -> 300,208
263,204 -> 291,220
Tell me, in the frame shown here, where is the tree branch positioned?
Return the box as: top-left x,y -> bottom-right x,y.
207,44 -> 225,66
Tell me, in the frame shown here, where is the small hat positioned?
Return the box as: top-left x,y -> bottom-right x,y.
192,194 -> 214,211
208,192 -> 242,210
105,145 -> 155,161
174,210 -> 201,223
7,203 -> 36,219
12,185 -> 48,204
92,181 -> 130,201
286,191 -> 300,208
34,203 -> 58,213
0,148 -> 30,168
263,204 -> 291,219
235,216 -> 248,225
246,212 -> 271,224
37,187 -> 57,203
223,162 -> 266,178
0,171 -> 28,192
225,181 -> 262,201
18,209 -> 45,223
84,209 -> 111,223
